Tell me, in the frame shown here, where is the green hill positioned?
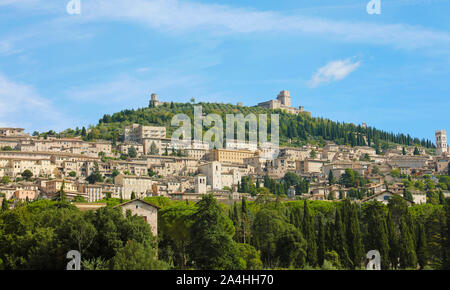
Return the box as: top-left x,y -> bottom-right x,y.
52,102 -> 434,150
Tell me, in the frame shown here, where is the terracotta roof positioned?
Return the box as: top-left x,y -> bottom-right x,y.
360,190 -> 414,204
113,198 -> 161,210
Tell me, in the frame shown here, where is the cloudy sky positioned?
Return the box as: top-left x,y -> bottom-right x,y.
0,0 -> 449,141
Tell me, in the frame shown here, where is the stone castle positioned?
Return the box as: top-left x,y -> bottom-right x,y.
257,90 -> 309,115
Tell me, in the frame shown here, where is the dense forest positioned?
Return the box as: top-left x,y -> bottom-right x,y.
42,102 -> 434,150
1,193 -> 450,270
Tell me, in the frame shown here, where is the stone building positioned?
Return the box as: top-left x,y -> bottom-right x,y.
258,90 -> 308,115
0,128 -> 27,137
149,93 -> 164,108
199,161 -> 223,190
114,174 -> 156,199
124,124 -> 166,143
195,175 -> 207,194
115,199 -> 160,237
207,149 -> 255,164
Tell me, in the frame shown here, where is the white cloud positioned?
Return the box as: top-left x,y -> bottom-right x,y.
73,0 -> 450,52
3,0 -> 450,53
0,73 -> 69,132
308,59 -> 361,88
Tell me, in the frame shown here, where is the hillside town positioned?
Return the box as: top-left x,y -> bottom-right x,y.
0,97 -> 449,209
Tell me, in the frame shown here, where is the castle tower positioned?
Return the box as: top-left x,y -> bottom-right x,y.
436,130 -> 448,156
149,93 -> 161,107
277,90 -> 291,107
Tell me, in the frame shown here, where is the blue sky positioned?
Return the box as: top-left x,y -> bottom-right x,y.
0,0 -> 449,143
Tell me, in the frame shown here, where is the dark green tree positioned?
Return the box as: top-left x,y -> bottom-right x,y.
386,211 -> 399,269
328,170 -> 335,185
21,170 -> 33,181
112,169 -> 120,178
241,196 -> 251,244
112,240 -> 168,270
363,201 -> 390,269
345,201 -> 364,269
187,195 -> 244,270
159,203 -> 196,269
128,146 -> 137,158
416,222 -> 428,269
403,189 -> 413,202
55,180 -> 66,202
86,164 -> 104,184
252,208 -> 288,267
275,226 -> 307,268
317,215 -> 326,266
333,208 -> 351,268
302,201 -> 317,266
150,141 -> 158,155
443,198 -> 450,269
399,218 -> 417,269
1,198 -> 8,212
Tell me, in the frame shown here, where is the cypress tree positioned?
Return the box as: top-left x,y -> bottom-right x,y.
346,203 -> 364,269
386,211 -> 399,269
416,222 -> 428,269
56,180 -> 66,202
302,201 -> 317,266
317,215 -> 326,266
439,190 -> 445,205
290,206 -> 302,229
241,196 -> 251,244
231,202 -> 240,242
333,209 -> 351,268
399,218 -> 417,269
442,198 -> 450,269
328,220 -> 336,249
364,201 -> 390,269
1,198 -> 8,211
328,170 -> 334,185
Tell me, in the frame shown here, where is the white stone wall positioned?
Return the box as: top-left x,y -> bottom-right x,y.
120,201 -> 158,237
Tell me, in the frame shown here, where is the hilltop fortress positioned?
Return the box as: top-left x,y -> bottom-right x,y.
150,90 -> 310,116
258,90 -> 310,115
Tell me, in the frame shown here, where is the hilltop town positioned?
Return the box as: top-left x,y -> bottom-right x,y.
0,91 -> 449,209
